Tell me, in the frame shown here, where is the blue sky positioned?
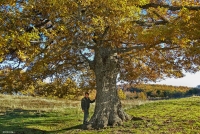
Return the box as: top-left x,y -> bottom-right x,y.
151,71 -> 200,87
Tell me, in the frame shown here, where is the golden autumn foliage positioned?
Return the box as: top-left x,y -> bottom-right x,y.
118,89 -> 126,100
134,84 -> 190,93
88,89 -> 97,101
125,91 -> 139,99
138,92 -> 147,100
0,0 -> 199,98
120,83 -> 192,99
20,78 -> 81,99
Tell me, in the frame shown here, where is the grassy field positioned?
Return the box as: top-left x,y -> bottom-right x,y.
0,94 -> 200,134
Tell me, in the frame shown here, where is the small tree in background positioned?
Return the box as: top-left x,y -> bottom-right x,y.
138,92 -> 147,100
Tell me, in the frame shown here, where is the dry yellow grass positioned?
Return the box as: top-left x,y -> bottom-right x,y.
0,94 -> 81,113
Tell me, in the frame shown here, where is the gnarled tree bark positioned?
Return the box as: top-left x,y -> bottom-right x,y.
85,48 -> 131,129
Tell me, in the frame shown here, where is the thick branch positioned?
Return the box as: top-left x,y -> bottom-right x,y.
70,42 -> 95,49
113,39 -> 180,54
99,26 -> 110,45
135,20 -> 168,26
152,10 -> 169,23
30,41 -> 47,44
157,46 -> 180,51
139,3 -> 200,11
79,50 -> 95,70
101,26 -> 110,39
113,45 -> 145,54
26,19 -> 51,32
135,10 -> 169,27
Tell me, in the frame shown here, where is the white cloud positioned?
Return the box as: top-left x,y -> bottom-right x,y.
151,71 -> 200,87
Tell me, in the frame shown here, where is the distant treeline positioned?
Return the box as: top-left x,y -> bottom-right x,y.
118,84 -> 200,99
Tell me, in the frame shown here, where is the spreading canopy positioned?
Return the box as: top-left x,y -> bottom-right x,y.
0,0 -> 200,92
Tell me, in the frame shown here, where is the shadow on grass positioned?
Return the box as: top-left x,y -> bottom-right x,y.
0,108 -> 75,134
0,108 -> 50,122
0,109 -> 48,134
131,116 -> 143,121
1,108 -> 147,134
48,124 -> 83,134
0,124 -> 47,134
62,124 -> 83,130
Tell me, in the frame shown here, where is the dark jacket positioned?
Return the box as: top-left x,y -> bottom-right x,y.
81,97 -> 95,111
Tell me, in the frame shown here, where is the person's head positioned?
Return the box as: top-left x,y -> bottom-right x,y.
85,92 -> 89,98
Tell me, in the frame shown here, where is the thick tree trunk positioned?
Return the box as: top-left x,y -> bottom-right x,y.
85,48 -> 131,129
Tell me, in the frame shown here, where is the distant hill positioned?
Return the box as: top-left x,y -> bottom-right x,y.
118,83 -> 191,92
117,83 -> 195,99
196,85 -> 200,89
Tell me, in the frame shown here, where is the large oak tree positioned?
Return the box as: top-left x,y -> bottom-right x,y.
1,0 -> 200,129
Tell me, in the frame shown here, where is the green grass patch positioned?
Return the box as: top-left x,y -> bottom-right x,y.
0,94 -> 200,134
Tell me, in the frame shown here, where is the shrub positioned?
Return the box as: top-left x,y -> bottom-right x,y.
125,91 -> 138,99
138,92 -> 147,100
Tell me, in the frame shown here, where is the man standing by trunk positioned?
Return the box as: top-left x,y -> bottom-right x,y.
81,92 -> 95,125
